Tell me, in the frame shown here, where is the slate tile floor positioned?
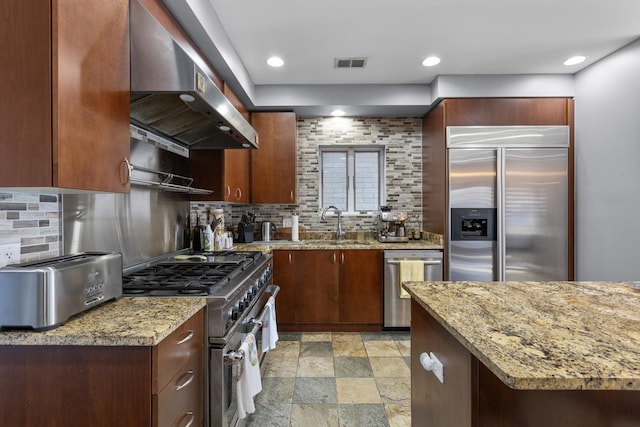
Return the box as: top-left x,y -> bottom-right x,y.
244,331 -> 412,427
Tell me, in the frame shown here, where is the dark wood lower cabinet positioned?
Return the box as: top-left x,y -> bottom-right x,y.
273,249 -> 383,331
0,309 -> 204,427
411,300 -> 640,427
0,346 -> 152,426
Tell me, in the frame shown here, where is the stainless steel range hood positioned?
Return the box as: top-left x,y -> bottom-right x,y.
129,0 -> 258,150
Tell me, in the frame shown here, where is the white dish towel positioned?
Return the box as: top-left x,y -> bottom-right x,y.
236,333 -> 262,419
261,296 -> 279,353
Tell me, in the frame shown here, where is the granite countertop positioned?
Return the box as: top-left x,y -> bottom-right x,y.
235,232 -> 444,252
403,280 -> 640,391
0,297 -> 207,347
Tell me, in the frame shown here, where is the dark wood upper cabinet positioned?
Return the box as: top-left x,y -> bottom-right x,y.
0,0 -> 130,192
251,112 -> 298,204
443,98 -> 571,126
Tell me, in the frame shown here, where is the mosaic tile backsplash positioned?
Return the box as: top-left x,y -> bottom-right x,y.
0,192 -> 61,266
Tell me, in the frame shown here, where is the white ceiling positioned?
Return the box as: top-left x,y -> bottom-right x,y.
164,0 -> 640,115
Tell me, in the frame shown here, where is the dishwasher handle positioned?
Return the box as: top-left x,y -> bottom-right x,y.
386,259 -> 442,265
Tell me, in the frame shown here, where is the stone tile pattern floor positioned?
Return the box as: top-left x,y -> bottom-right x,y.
244,331 -> 411,427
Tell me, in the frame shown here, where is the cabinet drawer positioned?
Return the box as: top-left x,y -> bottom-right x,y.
153,309 -> 204,393
154,359 -> 203,427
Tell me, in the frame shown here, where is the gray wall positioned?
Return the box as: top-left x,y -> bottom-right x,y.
574,39 -> 640,280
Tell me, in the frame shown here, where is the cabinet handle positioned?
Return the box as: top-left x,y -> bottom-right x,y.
175,370 -> 195,391
181,411 -> 195,427
225,185 -> 231,198
288,252 -> 292,264
175,330 -> 195,345
386,260 -> 442,265
332,253 -> 337,264
340,253 -> 345,264
121,157 -> 132,186
290,190 -> 294,201
236,188 -> 242,200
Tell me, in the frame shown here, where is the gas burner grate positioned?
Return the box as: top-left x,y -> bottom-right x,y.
122,262 -> 244,295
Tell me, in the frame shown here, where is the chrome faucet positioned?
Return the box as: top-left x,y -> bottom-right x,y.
321,205 -> 346,240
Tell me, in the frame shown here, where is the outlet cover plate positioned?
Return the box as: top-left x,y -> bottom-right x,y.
0,243 -> 21,267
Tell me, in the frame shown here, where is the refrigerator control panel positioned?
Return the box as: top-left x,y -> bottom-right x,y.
451,208 -> 496,241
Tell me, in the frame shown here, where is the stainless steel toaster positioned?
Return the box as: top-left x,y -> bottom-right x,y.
0,252 -> 123,331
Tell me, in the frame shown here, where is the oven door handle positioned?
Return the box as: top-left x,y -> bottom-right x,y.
252,285 -> 280,329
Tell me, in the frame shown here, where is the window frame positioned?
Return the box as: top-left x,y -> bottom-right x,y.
319,144 -> 386,215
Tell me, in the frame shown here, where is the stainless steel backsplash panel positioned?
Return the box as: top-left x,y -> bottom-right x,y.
62,138 -> 190,268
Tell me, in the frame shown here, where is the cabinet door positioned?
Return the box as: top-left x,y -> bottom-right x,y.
225,149 -> 250,203
293,250 -> 339,324
189,149 -> 250,202
0,0 -> 130,192
272,250 -> 295,325
338,250 -> 383,324
251,112 -> 297,204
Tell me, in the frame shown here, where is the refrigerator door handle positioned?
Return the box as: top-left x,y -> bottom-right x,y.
497,149 -> 506,281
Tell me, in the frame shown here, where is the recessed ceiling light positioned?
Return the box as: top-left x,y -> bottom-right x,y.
422,56 -> 441,67
331,110 -> 345,116
267,56 -> 284,67
564,55 -> 586,66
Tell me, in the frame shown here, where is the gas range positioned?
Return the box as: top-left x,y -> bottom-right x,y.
122,250 -> 273,339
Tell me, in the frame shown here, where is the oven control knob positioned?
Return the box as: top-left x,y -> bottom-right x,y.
231,306 -> 240,321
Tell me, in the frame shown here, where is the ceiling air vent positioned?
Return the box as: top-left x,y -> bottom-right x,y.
334,57 -> 368,69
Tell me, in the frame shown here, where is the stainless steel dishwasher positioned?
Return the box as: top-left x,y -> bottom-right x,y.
384,250 -> 443,328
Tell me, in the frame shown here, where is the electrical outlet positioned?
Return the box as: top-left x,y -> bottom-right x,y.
0,243 -> 21,267
283,218 -> 293,227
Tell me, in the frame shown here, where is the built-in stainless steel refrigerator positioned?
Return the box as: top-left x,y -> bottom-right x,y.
447,126 -> 569,281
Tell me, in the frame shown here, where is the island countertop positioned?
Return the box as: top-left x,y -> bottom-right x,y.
403,280 -> 640,390
0,297 -> 207,347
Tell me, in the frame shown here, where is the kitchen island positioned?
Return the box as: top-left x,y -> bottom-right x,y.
403,280 -> 640,427
0,297 -> 207,426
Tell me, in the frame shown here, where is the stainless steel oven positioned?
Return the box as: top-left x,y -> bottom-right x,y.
211,283 -> 279,427
123,250 -> 278,427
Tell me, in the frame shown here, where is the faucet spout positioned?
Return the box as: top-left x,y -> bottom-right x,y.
321,205 -> 346,240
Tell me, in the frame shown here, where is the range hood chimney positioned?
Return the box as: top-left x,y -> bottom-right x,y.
129,0 -> 258,150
